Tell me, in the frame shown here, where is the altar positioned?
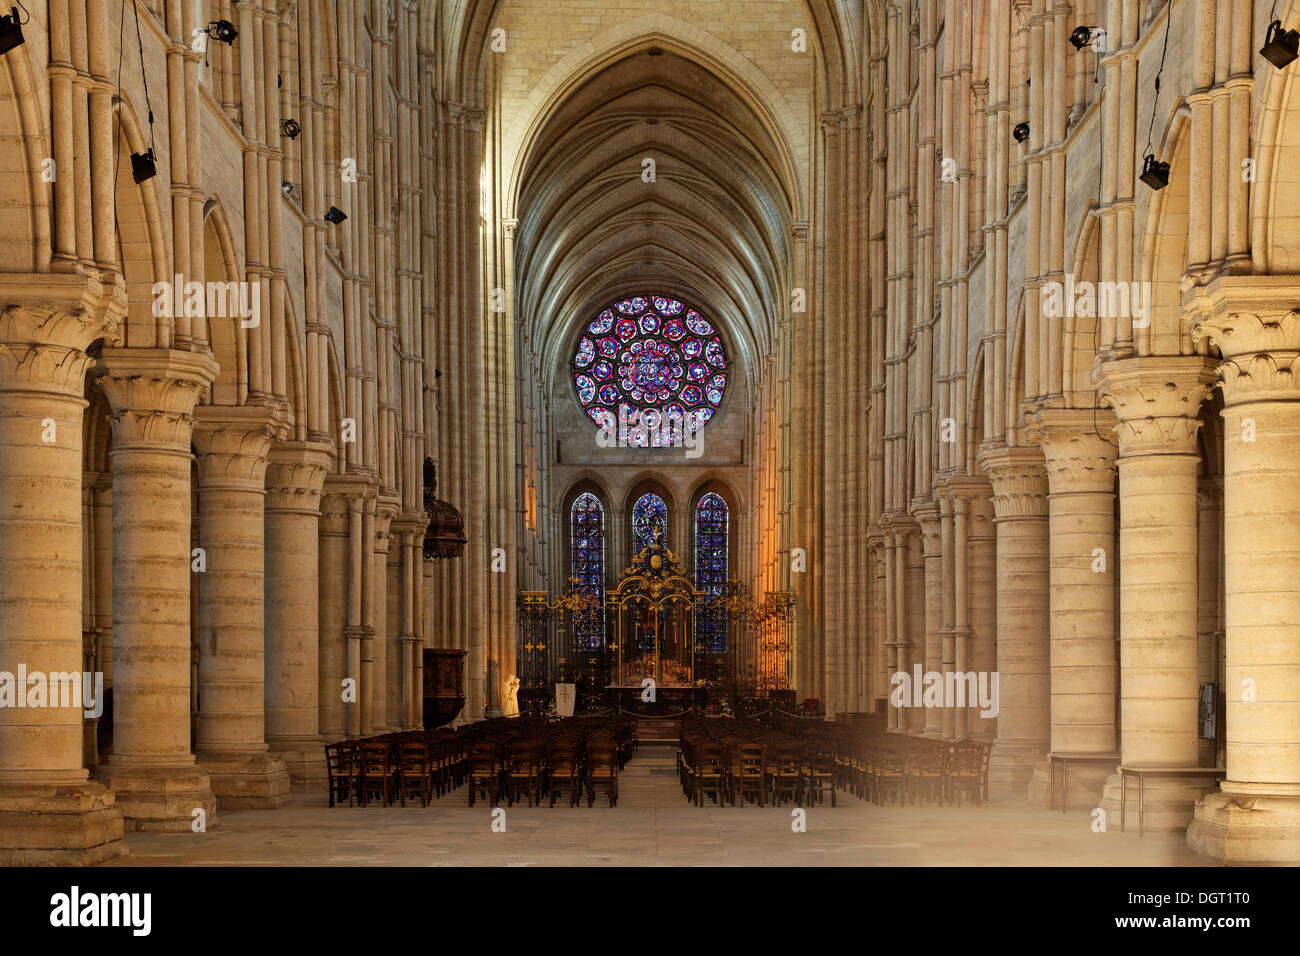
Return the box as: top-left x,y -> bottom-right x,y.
515,530 -> 796,715
602,684 -> 705,714
606,533 -> 701,690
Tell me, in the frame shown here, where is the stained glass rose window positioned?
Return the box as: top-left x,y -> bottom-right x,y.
573,294 -> 728,447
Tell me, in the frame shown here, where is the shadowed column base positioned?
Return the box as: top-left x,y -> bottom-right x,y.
0,779 -> 127,864
1098,773 -> 1220,833
195,750 -> 292,809
269,736 -> 329,791
988,739 -> 1046,799
1026,759 -> 1113,811
95,761 -> 220,831
1188,789 -> 1300,863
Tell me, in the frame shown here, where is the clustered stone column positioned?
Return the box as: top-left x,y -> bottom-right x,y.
1098,356 -> 1221,828
96,347 -> 219,831
317,483 -> 352,741
192,407 -> 291,808
0,283 -> 126,863
979,444 -> 1050,794
264,441 -> 333,786
1025,408 -> 1118,808
915,506 -> 944,737
1188,277 -> 1300,863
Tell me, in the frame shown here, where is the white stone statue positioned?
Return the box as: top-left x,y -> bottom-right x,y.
503,674 -> 520,716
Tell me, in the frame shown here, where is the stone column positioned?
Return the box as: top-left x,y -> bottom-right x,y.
1024,407 -> 1118,808
1196,477 -> 1223,768
902,527 -> 926,733
96,347 -> 220,831
0,287 -> 126,863
882,529 -> 900,731
1187,278 -> 1300,862
914,505 -> 944,737
264,440 -> 332,787
317,484 -> 350,740
372,495 -> 399,729
938,498 -> 956,737
962,483 -> 998,744
979,444 -> 1051,797
192,407 -> 290,808
1097,356 -> 1221,828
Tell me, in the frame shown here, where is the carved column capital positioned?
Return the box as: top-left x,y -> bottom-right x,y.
193,405 -> 278,488
98,348 -> 218,451
1023,406 -> 1118,494
0,272 -> 127,394
318,489 -> 352,536
911,503 -> 941,554
977,443 -> 1048,519
266,440 -> 334,514
1095,356 -> 1218,457
1186,275 -> 1300,405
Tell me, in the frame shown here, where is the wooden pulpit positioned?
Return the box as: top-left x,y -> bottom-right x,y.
422,648 -> 467,728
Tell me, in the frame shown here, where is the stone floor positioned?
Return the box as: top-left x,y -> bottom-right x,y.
102,748 -> 1215,867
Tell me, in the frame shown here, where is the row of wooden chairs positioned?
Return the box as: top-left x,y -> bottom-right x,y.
325,730 -> 470,807
836,735 -> 991,807
678,718 -> 843,808
326,716 -> 637,808
466,732 -> 623,807
679,738 -> 838,808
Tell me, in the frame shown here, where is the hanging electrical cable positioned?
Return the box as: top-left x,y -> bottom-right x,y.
1139,5 -> 1174,191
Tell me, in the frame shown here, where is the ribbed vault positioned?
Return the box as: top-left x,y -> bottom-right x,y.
514,48 -> 799,386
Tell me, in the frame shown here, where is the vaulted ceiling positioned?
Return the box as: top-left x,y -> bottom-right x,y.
513,48 -> 798,383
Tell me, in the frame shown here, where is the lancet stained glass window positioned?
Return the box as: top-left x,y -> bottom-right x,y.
632,493 -> 668,555
573,293 -> 729,447
694,493 -> 729,654
570,492 -> 605,650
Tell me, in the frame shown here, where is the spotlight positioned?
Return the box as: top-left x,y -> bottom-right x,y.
280,118 -> 301,139
324,205 -> 347,224
1139,153 -> 1170,191
1013,122 -> 1030,143
1261,20 -> 1300,70
281,181 -> 294,195
130,148 -> 157,184
206,19 -> 238,45
0,7 -> 24,56
1069,26 -> 1106,51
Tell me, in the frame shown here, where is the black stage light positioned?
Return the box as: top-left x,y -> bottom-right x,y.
1262,20 -> 1300,69
1013,122 -> 1030,143
324,205 -> 347,224
1139,154 -> 1170,191
130,148 -> 157,184
207,19 -> 238,45
1069,26 -> 1104,50
281,118 -> 301,139
281,181 -> 294,195
0,7 -> 24,56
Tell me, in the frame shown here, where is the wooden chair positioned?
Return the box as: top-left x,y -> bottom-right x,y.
506,741 -> 542,807
325,741 -> 357,807
694,744 -> 726,807
945,742 -> 986,806
727,743 -> 766,807
907,741 -> 947,806
398,740 -> 432,807
358,741 -> 396,807
467,743 -> 501,807
546,741 -> 580,807
804,751 -> 837,807
585,743 -> 618,807
769,743 -> 804,807
871,741 -> 906,806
